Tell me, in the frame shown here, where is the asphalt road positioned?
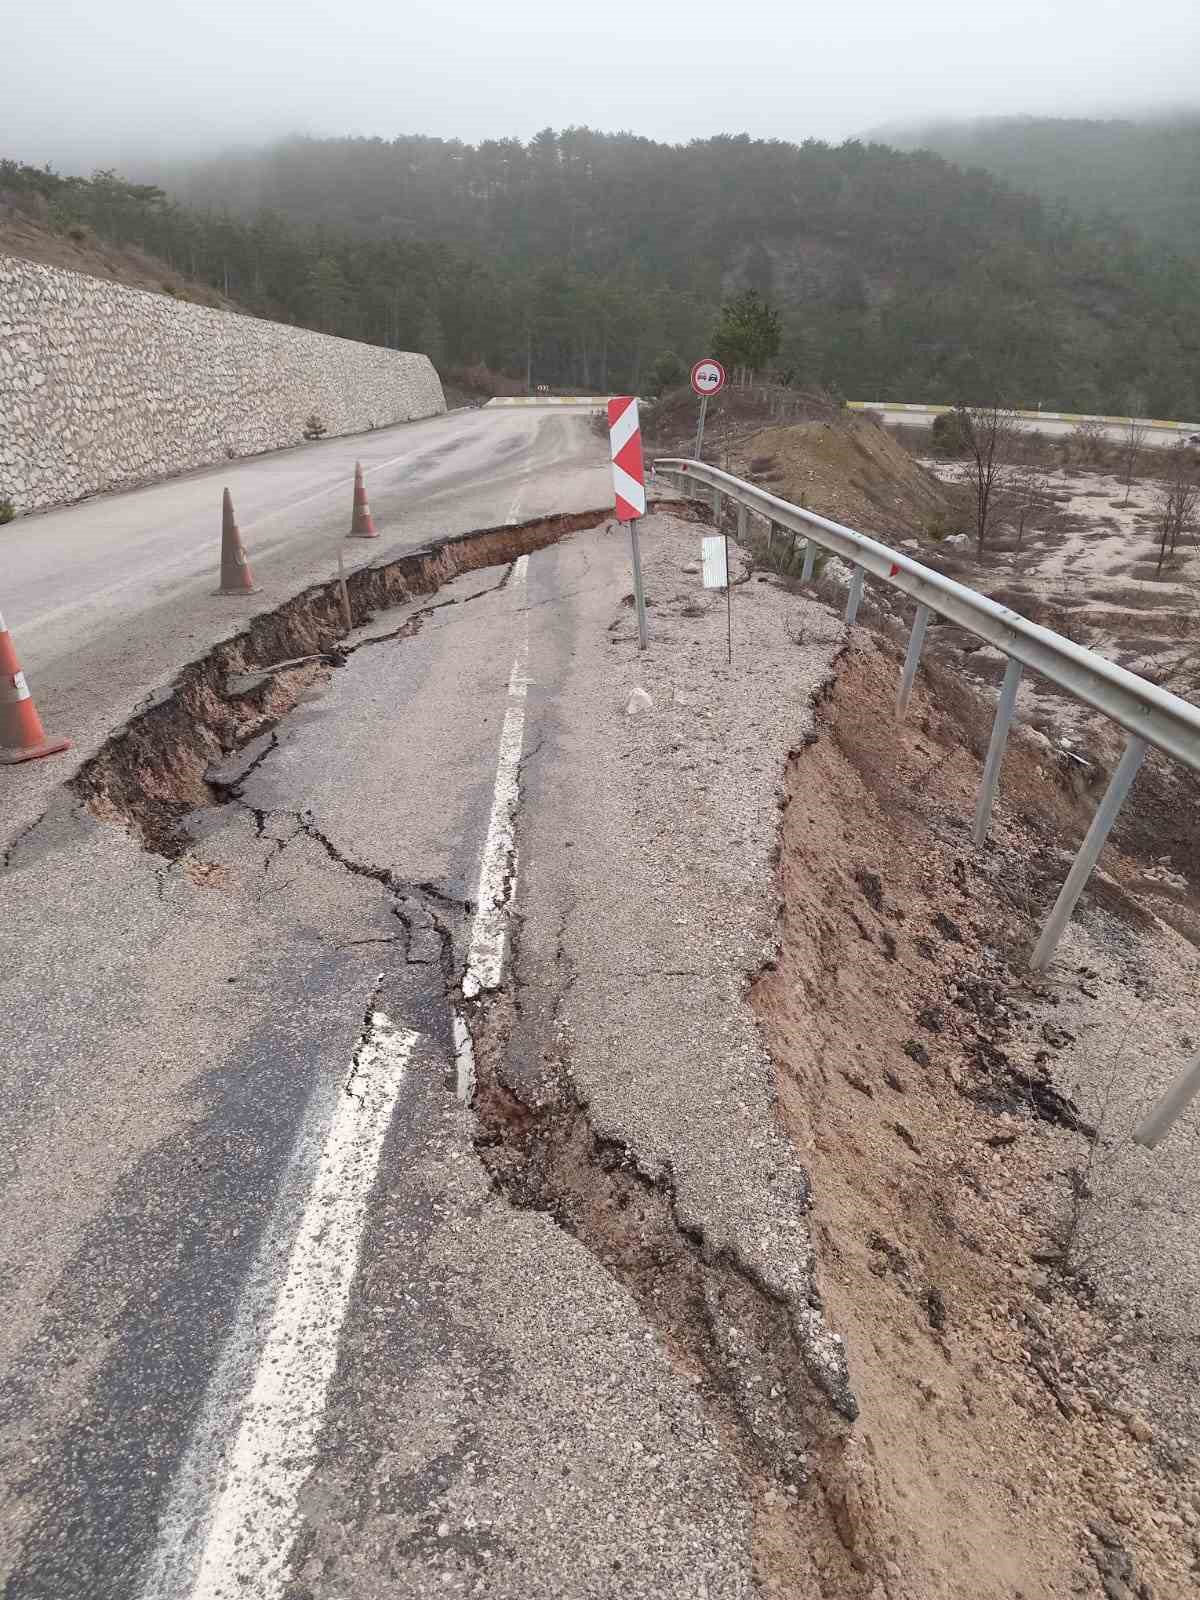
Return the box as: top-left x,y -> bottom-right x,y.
1,405 -> 609,847
0,495 -> 854,1596
864,403 -> 1200,444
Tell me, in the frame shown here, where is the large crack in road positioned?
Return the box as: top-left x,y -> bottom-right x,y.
48,508 -> 610,863
2,508 -> 879,1599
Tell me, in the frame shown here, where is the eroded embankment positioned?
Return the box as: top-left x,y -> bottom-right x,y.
754,638 -> 1200,1600
69,510 -> 608,856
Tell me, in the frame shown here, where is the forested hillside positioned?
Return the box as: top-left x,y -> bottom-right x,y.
5,127 -> 1199,417
885,113 -> 1200,260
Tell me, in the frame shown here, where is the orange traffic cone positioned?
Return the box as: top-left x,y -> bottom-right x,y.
348,462 -> 378,538
0,611 -> 70,765
215,488 -> 259,595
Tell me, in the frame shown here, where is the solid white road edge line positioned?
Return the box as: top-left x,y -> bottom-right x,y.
461,554 -> 530,1001
453,551 -> 531,1095
139,1010 -> 418,1600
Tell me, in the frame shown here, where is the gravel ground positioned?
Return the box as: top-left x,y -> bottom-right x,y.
513,514 -> 854,1399
1025,890 -> 1200,1438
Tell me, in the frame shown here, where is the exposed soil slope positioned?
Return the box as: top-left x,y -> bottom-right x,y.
726,417 -> 951,539
754,637 -> 1200,1598
0,202 -> 241,309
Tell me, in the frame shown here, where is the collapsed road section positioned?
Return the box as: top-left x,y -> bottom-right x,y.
65,508 -> 610,857
2,505 -> 1198,1599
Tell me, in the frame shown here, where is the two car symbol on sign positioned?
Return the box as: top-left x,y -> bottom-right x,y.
690,359 -> 726,397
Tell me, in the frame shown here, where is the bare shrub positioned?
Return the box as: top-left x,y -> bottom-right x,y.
1154,443 -> 1200,577
1067,418 -> 1109,467
1120,419 -> 1150,504
1007,461 -> 1053,552
931,408 -> 973,457
960,404 -> 1023,554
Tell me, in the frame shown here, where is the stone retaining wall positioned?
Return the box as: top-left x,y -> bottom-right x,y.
0,254 -> 445,515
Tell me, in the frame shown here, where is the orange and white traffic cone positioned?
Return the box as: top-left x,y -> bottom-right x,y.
348,462 -> 378,538
0,610 -> 70,766
215,488 -> 259,595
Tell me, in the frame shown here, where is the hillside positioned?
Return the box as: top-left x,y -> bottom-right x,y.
152,130 -> 1200,417
884,113 -> 1200,260
7,130 -> 1200,419
0,169 -> 241,311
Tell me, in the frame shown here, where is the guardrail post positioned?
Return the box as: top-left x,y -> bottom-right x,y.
736,504 -> 747,543
896,603 -> 931,720
1030,735 -> 1148,971
766,520 -> 775,551
711,486 -> 722,520
845,565 -> 865,624
1133,1054 -> 1200,1149
801,540 -> 816,582
972,658 -> 1022,845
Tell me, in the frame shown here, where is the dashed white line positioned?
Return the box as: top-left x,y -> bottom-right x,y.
140,1011 -> 418,1600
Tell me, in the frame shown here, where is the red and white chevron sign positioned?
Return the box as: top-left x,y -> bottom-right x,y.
607,395 -> 646,521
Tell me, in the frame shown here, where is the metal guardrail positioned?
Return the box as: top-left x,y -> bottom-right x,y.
654,457 -> 1200,977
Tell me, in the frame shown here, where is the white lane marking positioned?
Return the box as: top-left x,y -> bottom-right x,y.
505,431 -> 538,525
452,1011 -> 477,1103
140,1011 -> 418,1600
461,555 -> 529,1001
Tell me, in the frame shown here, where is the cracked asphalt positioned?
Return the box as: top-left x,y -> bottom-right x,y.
0,508 -> 847,1597
2,403 -> 609,849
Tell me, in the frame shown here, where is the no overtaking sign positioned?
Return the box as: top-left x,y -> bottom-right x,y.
691,359 -> 726,397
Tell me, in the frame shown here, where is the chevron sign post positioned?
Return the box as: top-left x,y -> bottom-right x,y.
607,395 -> 649,650
608,395 -> 646,521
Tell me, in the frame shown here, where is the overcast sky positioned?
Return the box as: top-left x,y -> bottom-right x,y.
7,0 -> 1199,172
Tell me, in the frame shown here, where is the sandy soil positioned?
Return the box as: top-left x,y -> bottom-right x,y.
726,418 -> 952,540
915,461 -> 1200,752
755,636 -> 1200,1598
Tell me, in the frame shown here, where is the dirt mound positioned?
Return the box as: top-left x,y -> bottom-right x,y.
644,383 -> 840,454
727,416 -> 951,539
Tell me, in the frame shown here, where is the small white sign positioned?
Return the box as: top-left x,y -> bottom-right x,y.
701,536 -> 727,589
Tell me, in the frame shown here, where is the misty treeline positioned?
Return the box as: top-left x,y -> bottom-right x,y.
889,113 -> 1200,260
3,126 -> 1199,416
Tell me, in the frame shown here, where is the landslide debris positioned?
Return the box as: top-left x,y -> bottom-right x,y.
755,636 -> 1200,1599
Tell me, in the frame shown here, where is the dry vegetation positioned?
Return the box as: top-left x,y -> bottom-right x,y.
0,192 -> 238,309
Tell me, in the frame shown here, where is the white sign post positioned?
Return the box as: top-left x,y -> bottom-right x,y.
690,358 -> 726,461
